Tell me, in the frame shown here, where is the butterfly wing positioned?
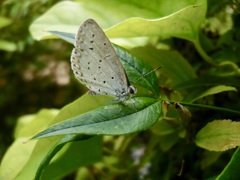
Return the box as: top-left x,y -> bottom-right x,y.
71,19 -> 129,98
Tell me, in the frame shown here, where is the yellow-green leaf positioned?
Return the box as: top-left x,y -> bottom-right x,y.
196,120 -> 240,151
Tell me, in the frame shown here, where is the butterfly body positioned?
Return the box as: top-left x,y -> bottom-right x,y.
71,19 -> 136,101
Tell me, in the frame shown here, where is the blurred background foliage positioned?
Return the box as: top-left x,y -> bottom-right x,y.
0,0 -> 88,160
0,0 -> 240,177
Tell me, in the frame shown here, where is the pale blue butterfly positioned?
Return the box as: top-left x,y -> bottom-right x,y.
71,19 -> 136,101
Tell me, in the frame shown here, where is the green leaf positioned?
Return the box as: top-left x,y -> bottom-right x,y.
0,16 -> 12,28
0,96 -> 107,180
200,151 -> 222,169
114,45 -> 160,97
174,75 -> 240,90
184,85 -> 237,102
49,94 -> 112,126
48,31 -> 75,44
105,4 -> 206,41
29,0 -> 206,42
0,40 -> 17,52
0,109 -> 58,180
0,139 -> 37,180
158,132 -> 179,152
151,120 -> 176,136
32,97 -> 162,139
13,135 -> 102,180
130,46 -> 197,84
14,109 -> 59,139
195,120 -> 240,151
34,135 -> 101,180
216,147 -> 240,180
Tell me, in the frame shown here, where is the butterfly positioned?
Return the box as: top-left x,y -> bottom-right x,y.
70,19 -> 136,101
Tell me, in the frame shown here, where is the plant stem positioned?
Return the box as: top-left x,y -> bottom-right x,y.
168,101 -> 240,115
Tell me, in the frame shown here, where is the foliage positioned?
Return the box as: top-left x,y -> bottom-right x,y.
1,0 -> 240,179
0,0 -> 82,162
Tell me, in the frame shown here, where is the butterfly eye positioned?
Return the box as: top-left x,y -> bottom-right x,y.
129,86 -> 136,95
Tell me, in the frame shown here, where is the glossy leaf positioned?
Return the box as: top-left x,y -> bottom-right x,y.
114,45 -> 160,96
32,97 -> 162,139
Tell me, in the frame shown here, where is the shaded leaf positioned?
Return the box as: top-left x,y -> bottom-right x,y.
174,75 -> 240,90
151,120 -> 176,136
130,46 -> 197,83
35,135 -> 101,180
184,85 -> 237,102
200,151 -> 222,169
158,132 -> 179,152
216,148 -> 240,179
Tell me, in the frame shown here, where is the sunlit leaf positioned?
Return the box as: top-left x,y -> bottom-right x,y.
0,16 -> 12,28
0,40 -> 17,52
196,120 -> 240,151
30,0 -> 206,43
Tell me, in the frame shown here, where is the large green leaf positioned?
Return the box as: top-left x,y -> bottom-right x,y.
105,4 -> 205,40
29,0 -> 206,43
0,96 -> 108,180
0,109 -> 58,180
32,97 -> 162,139
0,139 -> 37,180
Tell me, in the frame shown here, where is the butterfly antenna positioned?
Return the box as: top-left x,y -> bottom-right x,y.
134,66 -> 162,83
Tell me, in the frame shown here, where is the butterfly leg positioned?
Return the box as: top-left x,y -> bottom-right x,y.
88,90 -> 97,95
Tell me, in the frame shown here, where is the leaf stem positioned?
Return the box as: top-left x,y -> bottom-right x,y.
193,38 -> 217,66
168,101 -> 240,115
